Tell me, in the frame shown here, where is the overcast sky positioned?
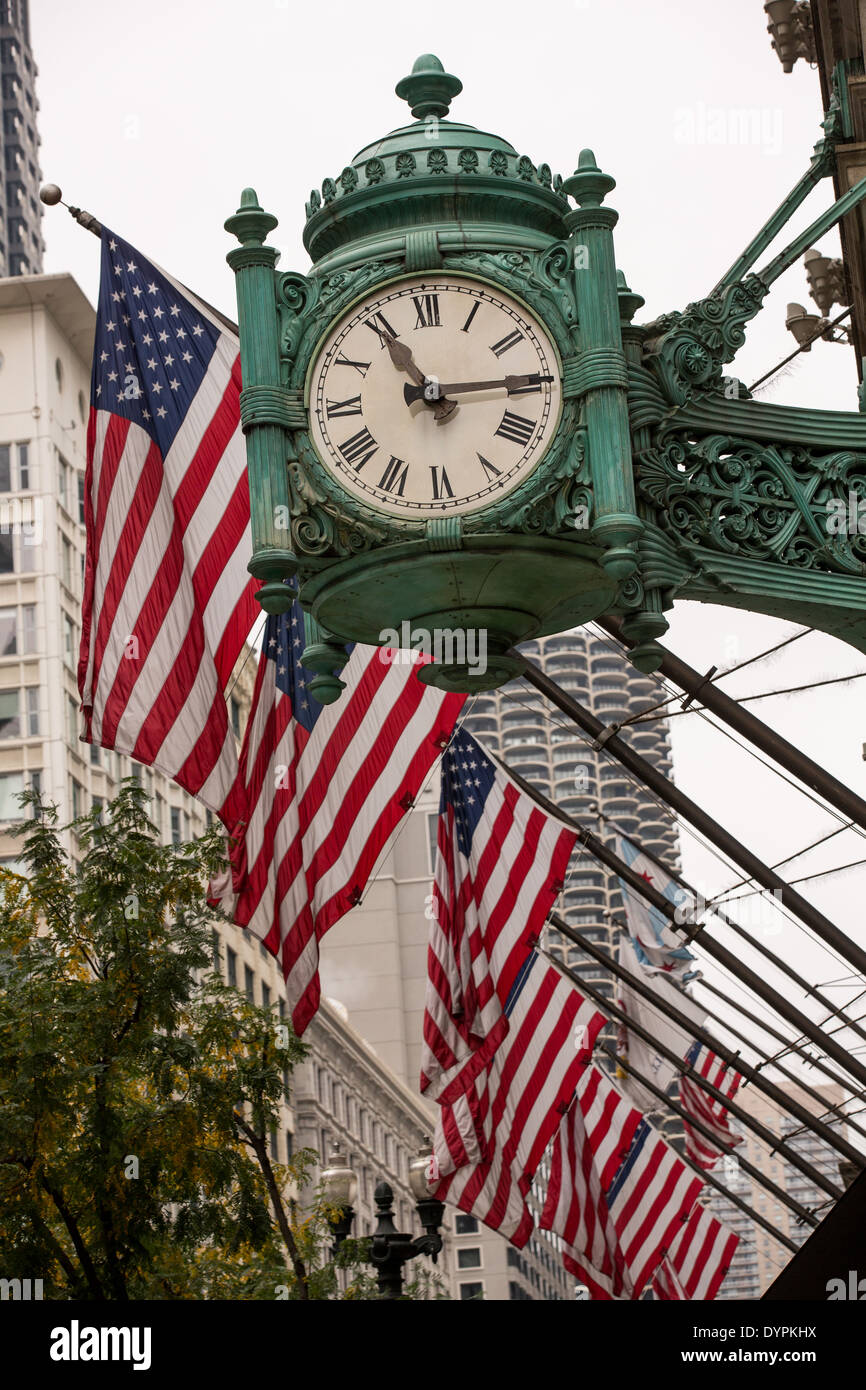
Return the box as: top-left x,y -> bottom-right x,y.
30,0 -> 866,1100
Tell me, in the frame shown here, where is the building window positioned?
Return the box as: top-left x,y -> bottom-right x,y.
17,444 -> 29,491
457,1248 -> 481,1270
57,454 -> 70,510
0,689 -> 19,738
66,695 -> 79,747
0,445 -> 9,492
0,534 -> 13,573
459,1282 -> 484,1301
61,535 -> 73,590
244,965 -> 255,1003
269,1130 -> 278,1161
21,604 -> 36,653
261,982 -> 270,1010
70,778 -> 84,819
25,686 -> 38,736
170,807 -> 181,844
0,607 -> 15,655
211,929 -> 220,973
226,947 -> 237,988
0,771 -> 23,820
90,741 -> 100,766
63,612 -> 76,669
285,1129 -> 293,1162
455,1214 -> 478,1235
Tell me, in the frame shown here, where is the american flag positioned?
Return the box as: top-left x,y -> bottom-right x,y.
222,592 -> 465,1035
616,836 -> 698,982
616,933 -> 707,1115
421,732 -> 604,1243
679,1039 -> 744,1170
80,229 -> 257,818
652,1201 -> 739,1301
540,1063 -> 705,1299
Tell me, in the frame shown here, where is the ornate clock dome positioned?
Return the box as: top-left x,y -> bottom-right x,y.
302,55 -> 572,268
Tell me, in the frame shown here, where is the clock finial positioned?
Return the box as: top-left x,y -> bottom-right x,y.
395,54 -> 462,121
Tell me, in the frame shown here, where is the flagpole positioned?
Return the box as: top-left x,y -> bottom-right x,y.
598,613 -> 866,834
549,909 -> 858,1183
38,184 -> 240,334
692,974 -> 866,1144
595,809 -> 866,1048
517,653 -> 866,981
542,950 -> 820,1231
593,1038 -> 800,1253
601,907 -> 866,1139
496,751 -> 866,1093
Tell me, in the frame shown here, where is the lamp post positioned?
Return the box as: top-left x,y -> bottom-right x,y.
321,1143 -> 444,1299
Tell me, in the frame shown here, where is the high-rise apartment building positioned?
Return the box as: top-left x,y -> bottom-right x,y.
1,0 -> 43,276
460,631 -> 680,1008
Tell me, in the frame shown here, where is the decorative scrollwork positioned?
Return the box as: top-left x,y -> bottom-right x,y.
642,276 -> 767,405
637,431 -> 866,575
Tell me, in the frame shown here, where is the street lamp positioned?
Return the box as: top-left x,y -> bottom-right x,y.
785,302 -> 852,350
320,1150 -> 358,1256
803,247 -> 848,316
764,1 -> 816,72
321,1142 -> 445,1298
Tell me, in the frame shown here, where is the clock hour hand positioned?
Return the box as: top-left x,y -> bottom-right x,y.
403,372 -> 553,405
387,337 -> 457,419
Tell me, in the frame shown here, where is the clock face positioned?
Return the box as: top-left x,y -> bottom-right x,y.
307,276 -> 562,517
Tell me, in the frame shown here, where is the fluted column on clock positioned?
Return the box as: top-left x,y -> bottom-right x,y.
225,187 -> 295,615
616,268 -> 668,673
563,150 -> 642,581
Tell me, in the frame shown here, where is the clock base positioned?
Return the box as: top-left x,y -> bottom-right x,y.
299,535 -> 618,696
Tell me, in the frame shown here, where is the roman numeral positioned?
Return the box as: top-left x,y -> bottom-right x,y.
379,455 -> 409,496
430,466 -> 454,501
325,395 -> 363,418
364,311 -> 398,347
477,453 -> 502,482
494,410 -> 535,446
339,427 -> 378,470
334,352 -> 371,377
413,294 -> 441,329
461,301 -> 481,333
490,328 -> 524,357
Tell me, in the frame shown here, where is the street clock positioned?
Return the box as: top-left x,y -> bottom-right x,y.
227,54 -> 866,699
307,275 -> 562,518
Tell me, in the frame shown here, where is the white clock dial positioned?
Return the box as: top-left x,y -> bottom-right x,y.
307,276 -> 562,517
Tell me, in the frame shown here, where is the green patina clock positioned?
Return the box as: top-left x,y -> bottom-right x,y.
307,274 -> 561,518
226,54 -> 866,700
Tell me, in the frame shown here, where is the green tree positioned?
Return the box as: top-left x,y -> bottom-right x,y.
0,783 -> 438,1299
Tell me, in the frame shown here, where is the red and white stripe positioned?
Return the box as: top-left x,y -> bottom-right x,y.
680,1045 -> 743,1170
652,1201 -> 739,1300
80,297 -> 257,814
540,1064 -> 705,1298
431,954 -> 605,1244
421,759 -> 579,1099
227,643 -> 464,1035
420,739 -> 604,1243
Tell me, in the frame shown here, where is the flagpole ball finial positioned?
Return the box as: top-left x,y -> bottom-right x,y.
39,184 -> 63,206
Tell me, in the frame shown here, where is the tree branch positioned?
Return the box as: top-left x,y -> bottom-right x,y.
234,1110 -> 309,1300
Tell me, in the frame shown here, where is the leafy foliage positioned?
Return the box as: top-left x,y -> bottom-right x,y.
0,783 -> 439,1299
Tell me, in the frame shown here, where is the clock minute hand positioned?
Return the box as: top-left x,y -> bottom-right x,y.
403,373 -> 553,405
